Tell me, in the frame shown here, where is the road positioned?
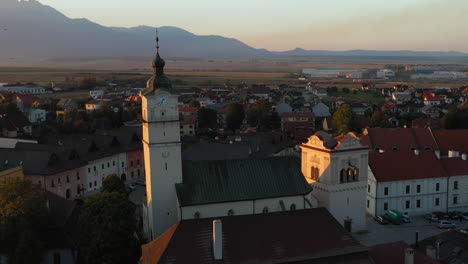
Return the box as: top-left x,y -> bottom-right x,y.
354,215 -> 468,247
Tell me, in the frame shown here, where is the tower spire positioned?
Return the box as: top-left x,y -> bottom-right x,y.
156,28 -> 160,54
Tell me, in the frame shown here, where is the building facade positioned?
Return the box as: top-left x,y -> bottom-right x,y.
301,132 -> 369,232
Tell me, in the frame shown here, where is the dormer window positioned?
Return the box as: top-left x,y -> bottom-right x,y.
392,147 -> 399,151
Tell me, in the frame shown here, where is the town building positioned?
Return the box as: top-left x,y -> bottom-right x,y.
280,112 -> 315,139
376,69 -> 396,79
141,43 -> 369,242
300,132 -> 369,232
362,128 -> 468,217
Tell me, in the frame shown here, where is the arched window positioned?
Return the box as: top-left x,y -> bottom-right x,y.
290,204 -> 296,211
347,169 -> 352,182
262,207 -> 269,214
194,212 -> 201,219
227,209 -> 235,216
353,169 -> 359,181
314,167 -> 320,181
340,169 -> 346,183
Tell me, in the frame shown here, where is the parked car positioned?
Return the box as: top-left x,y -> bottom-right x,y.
126,184 -> 136,190
461,213 -> 468,221
374,216 -> 389,225
448,212 -> 460,220
424,214 -> 439,222
136,180 -> 146,186
402,215 -> 411,223
437,220 -> 456,229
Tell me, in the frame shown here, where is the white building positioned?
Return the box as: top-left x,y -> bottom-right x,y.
367,150 -> 448,217
300,132 -> 369,232
377,69 -> 396,79
28,108 -> 47,123
84,152 -> 128,193
0,86 -> 46,94
85,101 -> 101,113
89,89 -> 106,99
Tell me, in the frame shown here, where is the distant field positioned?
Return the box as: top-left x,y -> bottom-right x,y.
37,90 -> 90,100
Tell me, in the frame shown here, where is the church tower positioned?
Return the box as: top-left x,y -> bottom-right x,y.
300,132 -> 368,232
141,33 -> 182,239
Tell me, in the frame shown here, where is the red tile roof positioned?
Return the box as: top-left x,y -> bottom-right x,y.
423,91 -> 442,102
180,115 -> 197,126
441,157 -> 468,176
369,150 -> 447,182
141,223 -> 179,264
370,241 -> 439,264
432,129 -> 468,156
142,208 -> 368,264
179,107 -> 198,112
280,112 -> 315,118
361,128 -> 439,152
411,118 -> 443,129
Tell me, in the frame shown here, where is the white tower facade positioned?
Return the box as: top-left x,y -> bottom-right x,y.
300,132 -> 368,232
141,43 -> 182,239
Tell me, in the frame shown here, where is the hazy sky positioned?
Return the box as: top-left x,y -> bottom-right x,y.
37,0 -> 468,52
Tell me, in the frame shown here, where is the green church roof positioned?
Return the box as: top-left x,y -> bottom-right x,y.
176,157 -> 312,207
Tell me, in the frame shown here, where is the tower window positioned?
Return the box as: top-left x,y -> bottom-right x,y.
340,169 -> 346,183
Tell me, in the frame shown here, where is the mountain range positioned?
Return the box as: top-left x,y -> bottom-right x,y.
1,0 -> 467,61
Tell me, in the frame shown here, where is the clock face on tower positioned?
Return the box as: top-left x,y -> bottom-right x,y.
155,96 -> 169,107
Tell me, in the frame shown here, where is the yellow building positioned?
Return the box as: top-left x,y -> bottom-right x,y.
0,166 -> 24,184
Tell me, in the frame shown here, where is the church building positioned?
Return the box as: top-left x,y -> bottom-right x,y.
141,38 -> 368,240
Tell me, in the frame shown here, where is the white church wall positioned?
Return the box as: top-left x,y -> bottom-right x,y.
180,195 -> 312,220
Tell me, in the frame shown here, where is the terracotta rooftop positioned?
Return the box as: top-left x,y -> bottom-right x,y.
141,208 -> 369,264
369,150 -> 448,182
361,128 -> 439,152
280,112 -> 315,118
370,241 -> 439,264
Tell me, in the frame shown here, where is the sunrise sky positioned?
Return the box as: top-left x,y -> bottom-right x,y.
37,0 -> 468,52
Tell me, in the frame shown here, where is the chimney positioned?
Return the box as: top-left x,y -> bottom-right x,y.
435,150 -> 441,159
462,154 -> 467,161
405,248 -> 415,264
448,150 -> 460,158
213,220 -> 222,260
426,246 -> 436,259
414,149 -> 420,156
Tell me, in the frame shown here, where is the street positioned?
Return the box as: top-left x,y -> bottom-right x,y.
355,214 -> 468,247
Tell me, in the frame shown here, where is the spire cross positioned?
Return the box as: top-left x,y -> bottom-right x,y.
156,28 -> 160,53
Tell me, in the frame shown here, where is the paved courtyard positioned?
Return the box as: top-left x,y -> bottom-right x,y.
354,215 -> 468,247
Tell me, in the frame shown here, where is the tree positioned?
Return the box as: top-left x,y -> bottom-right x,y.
245,108 -> 259,127
102,174 -> 127,194
197,107 -> 217,129
255,98 -> 272,129
0,102 -> 20,115
188,99 -> 200,108
332,104 -> 357,135
0,179 -> 47,264
79,192 -> 139,264
370,109 -> 384,127
79,77 -> 97,90
226,103 -> 245,132
445,107 -> 468,129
